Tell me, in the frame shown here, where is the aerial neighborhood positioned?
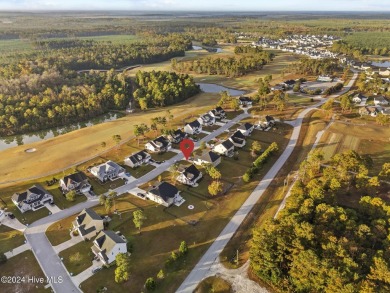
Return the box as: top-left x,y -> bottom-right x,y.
1,9 -> 390,293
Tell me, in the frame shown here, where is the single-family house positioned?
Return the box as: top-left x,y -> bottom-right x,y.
90,161 -> 125,183
91,230 -> 127,265
168,129 -> 186,144
381,107 -> 390,116
176,164 -> 203,187
237,122 -> 254,136
60,172 -> 91,194
213,140 -> 235,157
145,136 -> 172,153
359,106 -> 379,117
208,107 -> 226,120
271,84 -> 285,91
374,96 -> 389,106
317,75 -> 333,82
265,115 -> 275,127
124,150 -> 151,168
238,96 -> 253,106
146,181 -> 181,207
229,130 -> 246,148
352,93 -> 366,103
281,80 -> 296,89
73,208 -> 104,240
198,113 -> 215,126
184,120 -> 202,135
12,185 -> 53,213
193,150 -> 221,167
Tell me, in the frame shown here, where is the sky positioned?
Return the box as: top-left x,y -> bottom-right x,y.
0,0 -> 390,11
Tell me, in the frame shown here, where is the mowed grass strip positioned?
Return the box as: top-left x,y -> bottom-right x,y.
0,225 -> 25,254
0,251 -> 49,292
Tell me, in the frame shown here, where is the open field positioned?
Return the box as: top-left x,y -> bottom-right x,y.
0,92 -> 219,186
59,241 -> 94,275
195,276 -> 232,293
0,251 -> 49,292
46,214 -> 75,246
317,122 -> 390,174
0,225 -> 25,254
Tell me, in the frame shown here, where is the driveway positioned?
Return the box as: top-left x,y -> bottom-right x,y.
0,214 -> 26,232
21,110 -> 250,293
72,260 -> 102,286
45,203 -> 62,214
175,71 -> 358,293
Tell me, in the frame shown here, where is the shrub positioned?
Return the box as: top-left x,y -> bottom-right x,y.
145,277 -> 156,291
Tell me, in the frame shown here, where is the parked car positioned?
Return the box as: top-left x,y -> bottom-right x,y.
137,193 -> 145,198
125,172 -> 131,177
92,267 -> 102,274
8,213 -> 15,219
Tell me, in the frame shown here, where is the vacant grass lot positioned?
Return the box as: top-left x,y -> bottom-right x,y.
0,251 -> 49,292
195,276 -> 232,293
0,225 -> 25,254
59,240 -> 94,275
46,214 -> 75,246
317,122 -> 390,174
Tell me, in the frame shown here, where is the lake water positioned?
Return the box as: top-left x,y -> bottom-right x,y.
0,112 -> 123,151
197,83 -> 245,96
371,61 -> 390,68
192,45 -> 223,53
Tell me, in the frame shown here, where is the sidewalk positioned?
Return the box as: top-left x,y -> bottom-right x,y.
72,260 -> 102,286
53,235 -> 84,254
45,203 -> 62,214
4,243 -> 30,259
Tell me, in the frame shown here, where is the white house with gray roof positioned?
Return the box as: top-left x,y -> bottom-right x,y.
12,185 -> 53,213
146,181 -> 181,207
90,161 -> 125,183
91,230 -> 127,265
124,150 -> 151,168
213,140 -> 235,157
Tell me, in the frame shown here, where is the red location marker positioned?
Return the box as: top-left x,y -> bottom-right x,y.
180,139 -> 195,160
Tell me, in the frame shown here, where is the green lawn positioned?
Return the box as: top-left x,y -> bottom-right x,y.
46,214 -> 75,246
124,164 -> 156,179
0,225 -> 25,254
150,151 -> 178,161
59,241 -> 94,275
0,251 -> 49,292
195,276 -> 233,293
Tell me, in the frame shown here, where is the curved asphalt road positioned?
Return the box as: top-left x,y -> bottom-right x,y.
175,72 -> 358,293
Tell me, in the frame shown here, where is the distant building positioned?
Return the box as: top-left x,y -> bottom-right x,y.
145,136 -> 172,153
124,150 -> 151,168
167,129 -> 186,144
90,161 -> 125,183
317,75 -> 333,82
213,140 -> 235,157
184,120 -> 202,135
91,230 -> 127,265
60,172 -> 91,194
237,122 -> 254,136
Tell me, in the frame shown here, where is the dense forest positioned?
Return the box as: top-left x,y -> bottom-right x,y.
286,57 -> 341,75
171,45 -> 273,77
250,150 -> 390,293
133,71 -> 200,109
0,70 -> 131,136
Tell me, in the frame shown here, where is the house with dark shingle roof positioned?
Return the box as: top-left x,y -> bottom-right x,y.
176,164 -> 203,187
168,129 -> 186,144
91,230 -> 127,265
238,96 -> 252,106
213,140 -> 235,157
124,150 -> 151,168
60,172 -> 91,194
73,208 -> 104,240
209,107 -> 226,120
237,122 -> 254,136
12,185 -> 53,213
90,160 -> 125,183
145,136 -> 172,153
193,150 -> 221,167
229,130 -> 246,148
198,113 -> 215,126
146,181 -> 181,207
184,120 -> 202,135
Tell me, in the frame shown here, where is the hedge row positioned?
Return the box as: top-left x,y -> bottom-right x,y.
243,142 -> 279,182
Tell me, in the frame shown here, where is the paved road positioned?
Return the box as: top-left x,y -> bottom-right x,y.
175,71 -> 358,293
23,111 -> 249,293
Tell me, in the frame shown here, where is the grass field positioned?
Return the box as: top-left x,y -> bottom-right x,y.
46,214 -> 75,246
195,276 -> 232,293
0,251 -> 49,292
0,225 -> 25,254
317,122 -> 390,174
59,241 -> 94,275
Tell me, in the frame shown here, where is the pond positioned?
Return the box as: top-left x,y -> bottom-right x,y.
191,45 -> 223,53
197,83 -> 245,96
371,61 -> 390,68
0,112 -> 124,151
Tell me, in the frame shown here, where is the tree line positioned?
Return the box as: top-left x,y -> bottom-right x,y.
171,46 -> 273,77
286,57 -> 341,75
250,150 -> 390,293
133,70 -> 200,109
